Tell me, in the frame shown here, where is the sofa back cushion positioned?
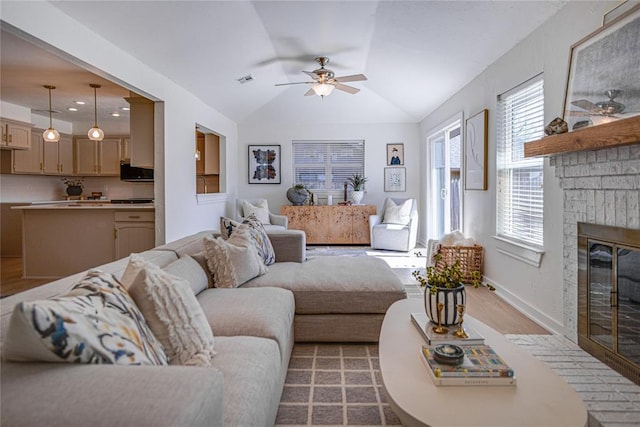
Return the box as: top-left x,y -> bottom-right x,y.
4,269 -> 168,365
163,255 -> 210,294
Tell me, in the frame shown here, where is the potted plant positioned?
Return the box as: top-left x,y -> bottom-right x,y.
412,254 -> 491,326
347,173 -> 368,205
61,177 -> 84,197
286,184 -> 309,206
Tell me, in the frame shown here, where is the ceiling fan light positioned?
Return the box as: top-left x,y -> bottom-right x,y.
43,127 -> 60,143
88,126 -> 104,141
312,83 -> 335,97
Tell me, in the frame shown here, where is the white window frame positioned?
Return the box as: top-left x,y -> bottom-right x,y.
292,140 -> 365,195
495,75 -> 545,266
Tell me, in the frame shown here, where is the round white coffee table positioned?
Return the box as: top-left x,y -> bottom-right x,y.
379,299 -> 587,427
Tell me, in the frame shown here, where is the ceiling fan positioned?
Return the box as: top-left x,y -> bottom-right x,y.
569,89 -> 626,117
275,57 -> 367,97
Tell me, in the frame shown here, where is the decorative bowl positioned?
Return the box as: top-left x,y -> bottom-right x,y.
433,344 -> 464,365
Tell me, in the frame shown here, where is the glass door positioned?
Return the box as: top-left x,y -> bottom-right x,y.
426,117 -> 462,240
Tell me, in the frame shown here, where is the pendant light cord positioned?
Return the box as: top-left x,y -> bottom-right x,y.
48,87 -> 53,128
93,86 -> 98,127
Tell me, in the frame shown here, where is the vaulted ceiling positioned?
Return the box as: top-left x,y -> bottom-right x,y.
2,1 -> 567,128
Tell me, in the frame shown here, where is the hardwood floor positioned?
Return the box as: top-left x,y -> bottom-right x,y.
1,257 -> 49,298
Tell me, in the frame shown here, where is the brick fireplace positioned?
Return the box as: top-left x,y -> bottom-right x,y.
551,143 -> 640,383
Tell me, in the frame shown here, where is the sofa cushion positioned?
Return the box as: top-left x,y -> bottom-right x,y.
204,225 -> 268,288
382,198 -> 412,225
213,336 -> 284,427
243,256 -> 407,315
122,254 -> 216,367
163,255 -> 209,294
242,199 -> 271,224
220,215 -> 276,265
197,287 -> 294,365
4,269 -> 167,365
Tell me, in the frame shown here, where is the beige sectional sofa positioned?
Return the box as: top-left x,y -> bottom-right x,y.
1,229 -> 406,426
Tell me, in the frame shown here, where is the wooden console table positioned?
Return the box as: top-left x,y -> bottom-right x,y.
281,205 -> 376,244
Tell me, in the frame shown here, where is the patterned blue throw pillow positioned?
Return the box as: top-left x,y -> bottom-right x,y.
220,215 -> 276,265
4,269 -> 168,365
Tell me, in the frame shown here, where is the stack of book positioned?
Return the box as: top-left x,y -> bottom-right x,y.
410,312 -> 485,346
420,344 -> 517,386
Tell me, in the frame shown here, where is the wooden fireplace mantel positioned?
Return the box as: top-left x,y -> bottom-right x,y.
524,115 -> 640,157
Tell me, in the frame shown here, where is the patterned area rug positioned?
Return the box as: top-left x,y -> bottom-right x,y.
275,344 -> 401,426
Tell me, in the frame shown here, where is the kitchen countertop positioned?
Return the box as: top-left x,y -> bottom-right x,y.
12,202 -> 155,210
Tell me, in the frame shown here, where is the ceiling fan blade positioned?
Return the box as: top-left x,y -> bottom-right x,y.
275,81 -> 314,87
334,83 -> 360,95
334,74 -> 367,83
571,99 -> 600,112
304,88 -> 316,96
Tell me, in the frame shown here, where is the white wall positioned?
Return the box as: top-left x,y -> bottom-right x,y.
238,123 -> 421,214
1,1 -> 239,243
419,1 -> 617,333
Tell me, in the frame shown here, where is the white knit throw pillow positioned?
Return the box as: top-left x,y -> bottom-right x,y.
382,198 -> 412,225
122,254 -> 216,367
242,200 -> 271,224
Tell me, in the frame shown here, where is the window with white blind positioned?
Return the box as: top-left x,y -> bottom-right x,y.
292,140 -> 365,192
496,75 -> 544,248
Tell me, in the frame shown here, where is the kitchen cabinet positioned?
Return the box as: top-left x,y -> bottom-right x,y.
196,131 -> 220,193
281,205 -> 376,244
114,211 -> 155,259
1,118 -> 31,150
43,134 -> 73,175
74,137 -> 121,176
11,130 -> 42,174
125,95 -> 154,168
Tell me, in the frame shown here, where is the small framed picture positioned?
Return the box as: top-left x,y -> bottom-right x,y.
387,143 -> 404,165
248,144 -> 281,184
384,167 -> 406,192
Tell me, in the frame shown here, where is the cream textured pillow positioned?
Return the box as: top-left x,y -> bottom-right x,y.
4,269 -> 167,365
121,254 -> 216,367
203,224 -> 268,288
382,198 -> 412,225
220,215 -> 276,265
242,199 -> 271,224
163,255 -> 209,294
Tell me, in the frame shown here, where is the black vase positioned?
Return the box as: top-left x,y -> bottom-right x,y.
66,186 -> 82,196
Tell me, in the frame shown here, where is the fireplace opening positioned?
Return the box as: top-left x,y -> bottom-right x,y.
578,222 -> 640,385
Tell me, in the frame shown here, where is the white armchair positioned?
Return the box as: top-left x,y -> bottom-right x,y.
369,197 -> 418,252
236,198 -> 288,231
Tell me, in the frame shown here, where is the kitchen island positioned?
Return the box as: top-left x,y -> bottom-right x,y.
13,202 -> 155,278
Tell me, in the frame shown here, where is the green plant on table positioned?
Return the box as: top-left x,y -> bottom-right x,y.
346,173 -> 368,191
412,253 -> 493,295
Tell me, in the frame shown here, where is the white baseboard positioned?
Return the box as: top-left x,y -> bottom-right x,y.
483,275 -> 564,336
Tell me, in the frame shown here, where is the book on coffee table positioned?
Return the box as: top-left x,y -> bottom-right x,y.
411,312 -> 485,346
420,344 -> 517,386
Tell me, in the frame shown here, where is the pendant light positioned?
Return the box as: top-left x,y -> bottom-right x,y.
42,85 -> 60,142
312,83 -> 335,98
87,83 -> 104,141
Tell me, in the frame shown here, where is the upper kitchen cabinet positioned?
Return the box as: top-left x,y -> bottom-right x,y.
1,118 -> 32,150
125,94 -> 154,168
8,129 -> 42,174
42,134 -> 73,175
195,128 -> 220,194
74,137 -> 121,176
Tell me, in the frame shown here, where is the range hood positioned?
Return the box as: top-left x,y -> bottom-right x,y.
120,162 -> 153,182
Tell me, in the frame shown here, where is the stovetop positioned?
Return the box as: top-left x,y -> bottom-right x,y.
110,198 -> 154,204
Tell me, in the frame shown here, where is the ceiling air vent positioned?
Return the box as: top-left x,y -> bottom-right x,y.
235,74 -> 254,84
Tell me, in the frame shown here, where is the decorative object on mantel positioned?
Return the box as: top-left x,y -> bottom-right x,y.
61,177 -> 84,197
465,109 -> 488,190
248,144 -> 281,184
562,4 -> 640,132
544,117 -> 569,135
286,184 -> 309,206
346,173 -> 368,205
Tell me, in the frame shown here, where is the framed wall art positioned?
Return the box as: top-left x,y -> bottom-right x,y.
465,109 -> 488,190
384,167 -> 406,192
562,4 -> 640,131
387,143 -> 404,165
248,144 -> 281,184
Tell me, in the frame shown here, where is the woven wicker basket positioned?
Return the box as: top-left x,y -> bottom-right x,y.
435,244 -> 484,284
